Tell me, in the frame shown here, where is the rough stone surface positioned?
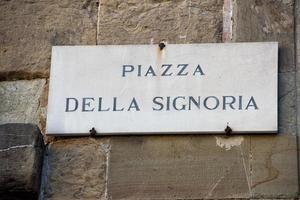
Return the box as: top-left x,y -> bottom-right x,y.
232,0 -> 295,72
41,138 -> 108,200
278,72 -> 296,135
0,79 -> 46,129
108,135 -> 298,199
39,80 -> 49,136
232,0 -> 299,198
108,135 -> 251,199
0,0 -> 98,80
297,0 -> 300,70
296,1 -> 300,199
297,0 -> 300,115
0,123 -> 44,199
250,135 -> 298,199
97,0 -> 223,45
298,0 -> 300,72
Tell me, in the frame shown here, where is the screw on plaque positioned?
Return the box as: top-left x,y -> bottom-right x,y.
89,127 -> 97,137
158,41 -> 166,50
224,125 -> 232,136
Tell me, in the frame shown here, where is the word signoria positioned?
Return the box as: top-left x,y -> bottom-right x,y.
65,95 -> 258,112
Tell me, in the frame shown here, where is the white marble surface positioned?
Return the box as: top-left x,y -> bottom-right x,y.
46,43 -> 278,135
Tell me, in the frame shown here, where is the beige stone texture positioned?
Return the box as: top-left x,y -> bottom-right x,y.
232,0 -> 299,198
97,0 -> 223,45
0,0 -> 98,80
232,0 -> 295,72
297,0 -> 300,110
296,1 -> 300,199
39,79 -> 50,139
250,135 -> 298,198
108,135 -> 298,199
0,79 -> 46,127
42,138 -> 108,200
298,0 -> 300,72
108,135 -> 252,199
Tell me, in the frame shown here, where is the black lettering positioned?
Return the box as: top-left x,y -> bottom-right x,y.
173,96 -> 186,110
246,96 -> 259,110
166,96 -> 171,110
223,96 -> 236,110
177,64 -> 188,76
122,65 -> 134,77
137,65 -> 142,77
161,64 -> 172,76
98,97 -> 110,111
82,97 -> 95,112
193,64 -> 205,76
238,96 -> 243,110
65,98 -> 78,112
204,96 -> 219,110
145,66 -> 156,76
188,96 -> 201,110
153,97 -> 164,111
128,97 -> 140,111
113,97 -> 124,111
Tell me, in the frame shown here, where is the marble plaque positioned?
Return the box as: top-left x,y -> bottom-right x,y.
46,43 -> 278,135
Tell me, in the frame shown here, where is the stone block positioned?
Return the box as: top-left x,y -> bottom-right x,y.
0,79 -> 46,128
97,0 -> 223,45
108,134 -> 298,199
232,0 -> 295,72
0,0 -> 98,80
295,1 -> 300,199
108,135 -> 252,199
250,135 -> 298,199
278,72 -> 296,135
298,0 -> 300,70
297,0 -> 300,117
42,138 -> 108,200
0,123 -> 44,199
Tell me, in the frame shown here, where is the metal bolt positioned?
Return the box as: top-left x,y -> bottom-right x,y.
159,42 -> 166,50
89,127 -> 97,137
224,125 -> 232,136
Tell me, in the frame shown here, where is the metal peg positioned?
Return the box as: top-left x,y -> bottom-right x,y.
159,42 -> 166,50
224,125 -> 232,136
89,127 -> 97,137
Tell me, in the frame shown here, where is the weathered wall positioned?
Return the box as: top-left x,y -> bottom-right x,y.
0,0 -> 300,199
232,0 -> 298,198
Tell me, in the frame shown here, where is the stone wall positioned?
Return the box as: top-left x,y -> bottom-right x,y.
0,0 -> 300,199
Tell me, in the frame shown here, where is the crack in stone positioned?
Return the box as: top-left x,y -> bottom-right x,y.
82,0 -> 92,9
239,146 -> 252,196
0,144 -> 33,152
251,152 -> 279,189
205,174 -> 226,198
249,136 -> 253,194
100,140 -> 111,200
96,0 -> 101,45
184,0 -> 192,43
279,88 -> 295,100
250,146 -> 290,189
